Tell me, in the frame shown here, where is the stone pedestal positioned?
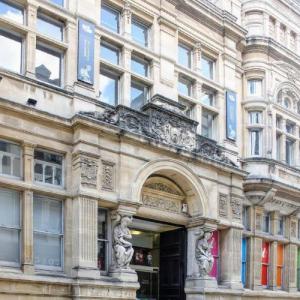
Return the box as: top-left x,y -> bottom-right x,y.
109,267 -> 138,282
185,276 -> 218,300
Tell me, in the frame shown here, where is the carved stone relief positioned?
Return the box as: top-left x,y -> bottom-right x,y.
291,221 -> 297,238
142,194 -> 181,213
80,157 -> 98,188
195,229 -> 214,278
219,193 -> 228,217
230,197 -> 242,220
102,161 -> 115,191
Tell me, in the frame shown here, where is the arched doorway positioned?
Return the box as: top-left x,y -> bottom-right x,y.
129,159 -> 208,300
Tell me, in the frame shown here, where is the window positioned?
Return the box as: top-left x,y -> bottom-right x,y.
277,216 -> 284,236
99,70 -> 119,106
33,195 -> 63,269
179,98 -> 194,119
276,134 -> 281,161
0,188 -> 20,267
98,208 -> 109,271
201,55 -> 214,80
262,213 -> 270,233
276,116 -> 282,129
0,139 -> 21,177
178,76 -> 192,97
49,0 -> 63,6
298,247 -> 300,290
132,18 -> 149,47
248,79 -> 262,96
276,244 -> 284,288
201,90 -> 215,106
37,14 -> 63,41
0,0 -> 23,24
131,81 -> 149,110
242,206 -> 250,230
283,97 -> 291,109
101,4 -> 120,33
209,231 -> 219,279
249,111 -> 262,124
35,45 -> 62,86
100,41 -> 120,65
34,150 -> 63,186
202,110 -> 215,139
178,43 -> 191,69
286,121 -> 295,134
261,241 -> 270,287
0,30 -> 22,73
131,55 -> 149,77
286,139 -> 294,165
241,237 -> 247,287
249,130 -> 261,156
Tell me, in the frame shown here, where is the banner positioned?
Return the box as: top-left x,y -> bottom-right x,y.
226,90 -> 237,141
77,18 -> 95,84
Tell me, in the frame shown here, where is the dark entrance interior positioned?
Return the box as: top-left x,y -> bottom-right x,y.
130,218 -> 187,300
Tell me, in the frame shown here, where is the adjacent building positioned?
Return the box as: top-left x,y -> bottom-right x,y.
0,0 -> 299,299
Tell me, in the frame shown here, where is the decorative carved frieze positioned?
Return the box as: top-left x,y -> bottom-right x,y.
219,193 -> 228,217
102,160 -> 115,191
144,182 -> 182,196
80,157 -> 98,188
230,197 -> 242,219
79,94 -> 236,167
142,194 -> 181,213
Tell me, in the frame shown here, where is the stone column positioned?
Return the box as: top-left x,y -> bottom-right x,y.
25,4 -> 37,78
72,196 -> 99,278
294,126 -> 300,167
23,142 -> 35,183
219,227 -> 243,289
249,236 -> 262,290
121,47 -> 132,106
121,1 -> 131,39
284,243 -> 297,292
280,119 -> 286,163
185,218 -> 218,300
22,190 -> 34,274
109,202 -> 138,282
269,241 -> 277,290
193,42 -> 201,74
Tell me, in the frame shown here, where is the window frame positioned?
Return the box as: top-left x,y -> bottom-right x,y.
261,240 -> 270,288
178,75 -> 193,98
35,43 -> 63,87
249,111 -> 262,125
247,79 -> 263,97
0,188 -> 21,268
130,79 -> 149,110
100,40 -> 120,65
0,139 -> 22,179
285,138 -> 295,166
101,3 -> 120,33
277,216 -> 284,236
201,109 -> 216,140
33,149 -> 64,188
262,212 -> 270,233
201,89 -> 215,107
201,54 -> 215,80
276,243 -> 284,289
178,42 -> 192,69
0,28 -> 23,74
131,54 -> 149,78
36,12 -> 64,41
0,0 -> 24,24
33,194 -> 64,271
131,17 -> 149,48
249,129 -> 262,157
99,68 -> 120,106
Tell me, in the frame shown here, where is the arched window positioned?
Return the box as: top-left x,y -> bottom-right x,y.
283,97 -> 291,109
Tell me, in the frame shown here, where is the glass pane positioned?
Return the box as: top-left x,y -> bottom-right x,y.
34,150 -> 62,165
0,188 -> 20,227
178,44 -> 191,68
34,163 -> 43,182
101,4 -> 119,33
2,155 -> 11,175
131,82 -> 147,110
37,16 -> 63,41
100,43 -> 119,65
132,20 -> 148,47
34,233 -> 61,267
44,165 -> 53,184
99,72 -> 118,106
131,56 -> 148,77
201,91 -> 213,106
0,0 -> 23,23
178,79 -> 191,96
49,0 -> 63,6
12,157 -> 20,177
0,228 -> 19,264
35,46 -> 61,86
201,56 -> 214,79
34,196 -> 62,234
0,31 -> 22,73
54,168 -> 62,186
98,209 -> 107,239
202,112 -> 213,138
98,240 -> 106,271
0,140 -> 20,155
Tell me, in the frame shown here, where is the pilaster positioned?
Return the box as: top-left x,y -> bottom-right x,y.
22,190 -> 34,274
121,47 -> 132,106
121,1 -> 132,39
284,243 -> 298,292
280,118 -> 286,163
193,42 -> 201,74
249,236 -> 262,290
269,241 -> 277,290
23,142 -> 35,183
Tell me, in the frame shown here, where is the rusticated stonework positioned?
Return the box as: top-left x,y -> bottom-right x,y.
102,161 -> 115,191
230,197 -> 242,219
142,194 -> 181,213
80,157 -> 98,188
219,193 -> 228,217
79,94 -> 236,166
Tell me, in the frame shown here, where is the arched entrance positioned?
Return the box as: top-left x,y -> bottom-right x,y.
129,159 -> 208,300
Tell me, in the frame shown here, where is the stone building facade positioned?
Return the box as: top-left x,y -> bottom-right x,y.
0,0 -> 299,299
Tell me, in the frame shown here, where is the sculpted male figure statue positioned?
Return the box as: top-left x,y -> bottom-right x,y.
113,215 -> 134,269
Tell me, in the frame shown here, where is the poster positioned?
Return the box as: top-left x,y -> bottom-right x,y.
226,90 -> 237,141
77,18 -> 95,84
